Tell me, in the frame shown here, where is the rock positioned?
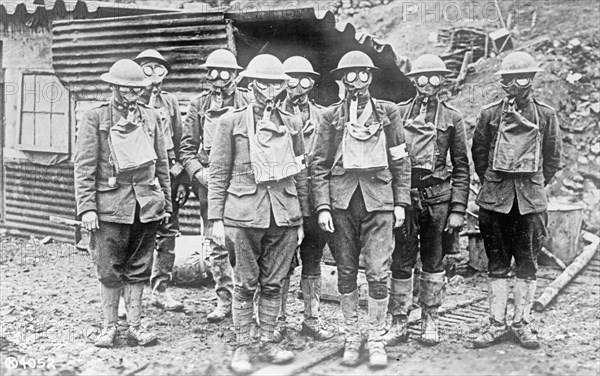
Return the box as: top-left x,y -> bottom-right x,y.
359,1 -> 372,7
577,156 -> 589,165
591,142 -> 600,155
566,72 -> 583,84
591,102 -> 600,113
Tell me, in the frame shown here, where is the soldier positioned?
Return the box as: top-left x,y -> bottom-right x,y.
471,52 -> 561,350
179,49 -> 252,322
384,54 -> 470,347
311,51 -> 411,368
133,49 -> 187,312
208,54 -> 308,374
272,56 -> 334,342
75,59 -> 172,347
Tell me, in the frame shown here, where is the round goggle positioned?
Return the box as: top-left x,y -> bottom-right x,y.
142,65 -> 167,77
208,69 -> 232,81
287,77 -> 313,89
416,75 -> 442,87
118,86 -> 144,95
501,77 -> 532,87
255,81 -> 284,90
344,70 -> 371,83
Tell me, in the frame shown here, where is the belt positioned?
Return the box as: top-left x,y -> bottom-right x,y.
411,179 -> 451,201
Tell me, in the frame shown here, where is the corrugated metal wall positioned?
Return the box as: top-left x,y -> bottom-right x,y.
3,162 -> 76,243
52,12 -> 231,102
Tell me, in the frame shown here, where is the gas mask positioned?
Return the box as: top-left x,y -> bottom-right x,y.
413,74 -> 444,98
141,62 -> 168,86
207,68 -> 237,90
252,79 -> 286,104
113,85 -> 143,107
286,75 -> 314,105
342,69 -> 372,98
501,74 -> 534,102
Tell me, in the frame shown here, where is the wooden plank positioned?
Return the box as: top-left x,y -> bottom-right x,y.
250,341 -> 344,376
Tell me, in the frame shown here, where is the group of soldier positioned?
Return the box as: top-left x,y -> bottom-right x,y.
74,43 -> 561,374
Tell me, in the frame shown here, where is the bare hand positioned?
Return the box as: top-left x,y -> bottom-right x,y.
297,225 -> 305,246
176,184 -> 188,207
393,206 -> 405,228
318,211 -> 335,233
81,211 -> 99,232
160,213 -> 171,226
212,220 -> 226,248
445,212 -> 464,232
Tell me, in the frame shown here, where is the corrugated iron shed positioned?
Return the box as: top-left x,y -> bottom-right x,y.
0,0 -> 177,33
52,11 -> 231,101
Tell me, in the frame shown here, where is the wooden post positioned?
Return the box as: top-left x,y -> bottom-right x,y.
533,231 -> 600,312
457,51 -> 473,85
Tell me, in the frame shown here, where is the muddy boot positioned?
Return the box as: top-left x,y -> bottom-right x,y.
273,276 -> 290,343
300,275 -> 334,341
341,290 -> 362,367
419,271 -> 445,346
473,278 -> 510,349
208,248 -> 234,323
231,290 -> 256,375
258,294 -> 294,364
95,284 -> 121,348
367,296 -> 389,369
511,279 -> 540,349
152,280 -> 184,312
383,276 -> 412,346
123,283 -> 157,346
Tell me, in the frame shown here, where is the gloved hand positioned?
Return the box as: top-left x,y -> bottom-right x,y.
81,211 -> 99,231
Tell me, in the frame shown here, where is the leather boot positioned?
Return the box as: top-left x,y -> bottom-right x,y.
419,271 -> 445,346
208,245 -> 234,322
383,276 -> 412,346
152,280 -> 184,312
512,279 -> 540,349
367,297 -> 389,369
258,294 -> 294,364
95,284 -> 121,348
340,290 -> 362,367
123,283 -> 157,346
300,275 -> 334,341
231,290 -> 256,375
273,276 -> 290,343
473,278 -> 510,349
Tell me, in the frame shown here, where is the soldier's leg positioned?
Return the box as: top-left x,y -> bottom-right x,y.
273,252 -> 297,343
330,189 -> 365,367
418,201 -> 450,346
123,211 -> 159,346
256,222 -> 297,364
361,209 -> 394,369
151,194 -> 183,311
200,184 -> 234,322
385,203 -> 419,346
511,210 -> 546,349
473,208 -> 513,348
299,214 -> 333,340
226,225 -> 262,374
90,221 -> 128,348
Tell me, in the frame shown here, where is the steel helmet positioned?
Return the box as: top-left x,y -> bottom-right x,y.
133,49 -> 172,73
495,51 -> 543,75
200,49 -> 243,70
331,51 -> 379,76
239,54 -> 290,81
407,54 -> 452,76
100,59 -> 151,87
283,56 -> 320,77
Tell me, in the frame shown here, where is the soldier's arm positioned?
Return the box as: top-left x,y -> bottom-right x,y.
448,111 -> 470,213
154,111 -> 173,214
385,104 -> 411,207
471,109 -> 492,181
310,108 -> 335,212
291,122 -> 311,217
207,113 -> 234,221
170,95 -> 189,184
542,109 -> 562,185
180,99 -> 204,178
74,110 -> 99,216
